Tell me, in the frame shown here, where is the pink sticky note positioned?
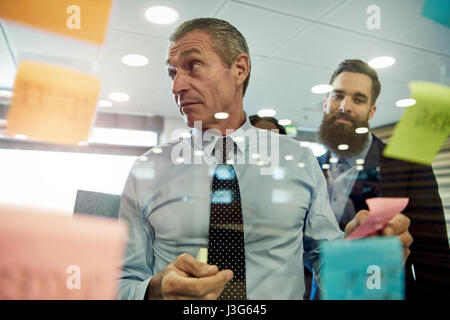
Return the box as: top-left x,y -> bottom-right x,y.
347,197 -> 409,240
0,205 -> 127,299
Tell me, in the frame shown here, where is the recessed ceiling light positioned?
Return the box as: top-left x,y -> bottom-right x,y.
98,99 -> 112,107
284,155 -> 294,161
322,164 -> 330,170
368,56 -> 395,69
0,89 -> 13,98
297,162 -> 305,168
329,157 -> 338,163
278,119 -> 291,126
338,144 -> 349,150
395,98 -> 416,107
145,6 -> 178,24
356,159 -> 365,165
356,165 -> 364,171
122,54 -> 149,67
108,92 -> 129,102
355,127 -> 369,134
214,112 -> 229,119
311,84 -> 332,94
257,109 -> 276,117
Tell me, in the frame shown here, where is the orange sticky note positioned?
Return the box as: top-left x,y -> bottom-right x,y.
0,205 -> 127,299
7,60 -> 100,146
0,0 -> 112,45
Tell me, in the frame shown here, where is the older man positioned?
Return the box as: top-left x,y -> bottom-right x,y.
118,19 -> 412,300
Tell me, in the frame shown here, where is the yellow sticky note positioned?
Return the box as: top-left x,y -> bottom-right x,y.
196,248 -> 208,264
7,60 -> 100,146
0,0 -> 112,45
383,82 -> 450,165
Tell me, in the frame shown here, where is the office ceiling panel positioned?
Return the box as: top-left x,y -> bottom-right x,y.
238,0 -> 346,20
393,21 -> 450,55
216,1 -> 310,55
96,62 -> 165,113
99,29 -> 169,68
318,0 -> 427,41
108,0 -> 227,37
0,0 -> 448,131
3,22 -> 99,65
273,23 -> 389,68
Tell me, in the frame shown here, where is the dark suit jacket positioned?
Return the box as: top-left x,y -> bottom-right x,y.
317,134 -> 450,299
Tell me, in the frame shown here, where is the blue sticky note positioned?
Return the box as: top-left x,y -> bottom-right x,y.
422,0 -> 450,28
320,237 -> 404,300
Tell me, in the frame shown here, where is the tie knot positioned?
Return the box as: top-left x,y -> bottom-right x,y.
214,137 -> 234,164
335,158 -> 350,172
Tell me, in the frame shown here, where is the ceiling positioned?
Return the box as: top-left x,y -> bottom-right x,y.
0,0 -> 449,132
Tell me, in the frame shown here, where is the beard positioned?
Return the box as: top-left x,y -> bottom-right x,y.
317,112 -> 370,158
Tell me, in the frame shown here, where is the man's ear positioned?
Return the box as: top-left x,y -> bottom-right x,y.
323,96 -> 329,113
233,53 -> 250,87
368,105 -> 377,120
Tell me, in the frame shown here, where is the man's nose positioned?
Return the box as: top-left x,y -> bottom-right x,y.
171,71 -> 189,97
338,96 -> 352,113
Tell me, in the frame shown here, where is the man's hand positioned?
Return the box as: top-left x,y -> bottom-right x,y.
344,210 -> 413,263
146,253 -> 233,300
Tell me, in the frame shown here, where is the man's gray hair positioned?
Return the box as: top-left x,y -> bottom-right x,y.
169,17 -> 251,96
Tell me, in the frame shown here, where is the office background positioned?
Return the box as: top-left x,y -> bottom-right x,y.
0,0 -> 448,241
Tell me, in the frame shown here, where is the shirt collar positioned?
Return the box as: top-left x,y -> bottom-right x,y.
191,112 -> 251,156
330,134 -> 373,167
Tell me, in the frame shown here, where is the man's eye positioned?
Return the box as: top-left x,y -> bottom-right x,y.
191,62 -> 200,70
168,70 -> 176,80
332,93 -> 343,100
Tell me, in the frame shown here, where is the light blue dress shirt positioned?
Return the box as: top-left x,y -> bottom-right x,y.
118,115 -> 344,300
326,134 -> 373,225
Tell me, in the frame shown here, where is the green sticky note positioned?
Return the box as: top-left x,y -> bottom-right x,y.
383,82 -> 450,165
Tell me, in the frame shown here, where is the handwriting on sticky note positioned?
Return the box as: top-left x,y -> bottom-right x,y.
6,61 -> 100,146
347,197 -> 409,239
383,82 -> 450,165
196,248 -> 208,264
0,0 -> 112,45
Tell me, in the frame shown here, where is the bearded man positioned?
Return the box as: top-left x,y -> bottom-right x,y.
314,59 -> 449,300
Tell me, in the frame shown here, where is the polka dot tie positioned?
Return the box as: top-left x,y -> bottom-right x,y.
208,137 -> 247,300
